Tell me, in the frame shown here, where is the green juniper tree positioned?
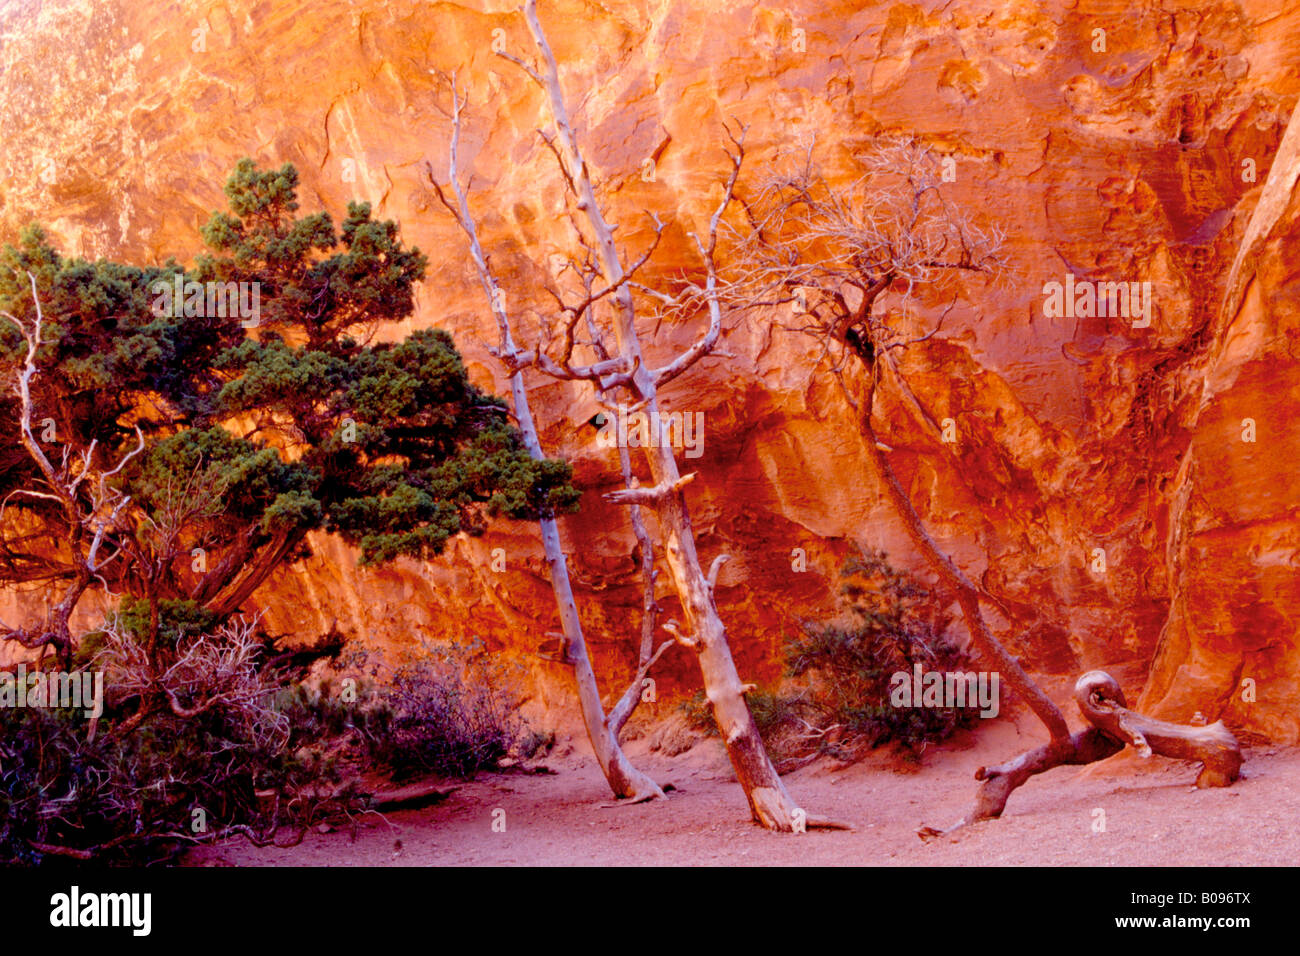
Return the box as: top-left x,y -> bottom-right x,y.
0,161 -> 577,861
0,159 -> 577,653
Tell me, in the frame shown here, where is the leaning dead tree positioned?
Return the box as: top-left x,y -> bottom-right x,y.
730,138 -> 1241,835
426,77 -> 669,802
0,272 -> 144,665
445,0 -> 845,831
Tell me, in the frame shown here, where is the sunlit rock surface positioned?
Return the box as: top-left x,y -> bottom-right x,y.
2,0 -> 1296,740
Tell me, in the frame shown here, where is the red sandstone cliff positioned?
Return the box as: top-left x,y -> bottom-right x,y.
1,0 -> 1296,741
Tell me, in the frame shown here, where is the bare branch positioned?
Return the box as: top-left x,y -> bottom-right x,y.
603,471 -> 696,506
723,135 -> 1004,356
707,553 -> 730,591
661,618 -> 697,649
495,49 -> 545,88
423,74 -> 522,364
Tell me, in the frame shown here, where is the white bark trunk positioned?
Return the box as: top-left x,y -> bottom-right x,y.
519,0 -> 805,829
429,89 -> 662,802
510,373 -> 664,801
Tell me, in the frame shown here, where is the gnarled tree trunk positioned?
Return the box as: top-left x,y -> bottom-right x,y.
515,0 -> 833,830
427,87 -> 664,803
920,670 -> 1242,838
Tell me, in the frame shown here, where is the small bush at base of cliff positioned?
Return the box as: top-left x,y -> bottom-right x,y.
348,641 -> 532,782
683,550 -> 982,769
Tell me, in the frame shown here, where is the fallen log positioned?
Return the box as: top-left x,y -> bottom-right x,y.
1073,670 -> 1242,788
919,670 -> 1243,841
363,781 -> 460,812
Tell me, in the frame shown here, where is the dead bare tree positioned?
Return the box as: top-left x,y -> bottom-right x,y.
424,77 -> 669,802
0,272 -> 144,665
731,138 -> 1240,835
450,0 -> 848,831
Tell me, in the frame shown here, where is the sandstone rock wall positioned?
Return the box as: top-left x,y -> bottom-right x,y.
1139,99 -> 1300,741
2,0 -> 1297,739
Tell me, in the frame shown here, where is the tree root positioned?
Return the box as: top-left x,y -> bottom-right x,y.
1074,670 -> 1243,787
918,670 -> 1243,841
805,814 -> 855,831
598,786 -> 669,809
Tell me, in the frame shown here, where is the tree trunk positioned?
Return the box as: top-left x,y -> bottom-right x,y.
850,355 -> 1070,742
1074,670 -> 1242,787
920,670 -> 1241,838
427,85 -> 664,802
656,472 -> 802,828
519,0 -> 812,829
510,372 -> 664,802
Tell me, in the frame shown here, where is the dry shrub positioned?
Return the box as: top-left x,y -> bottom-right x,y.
0,612 -> 348,865
684,550 -> 982,770
346,639 -> 534,781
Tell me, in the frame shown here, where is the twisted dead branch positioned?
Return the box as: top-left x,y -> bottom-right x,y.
732,137 -> 1241,833
918,670 -> 1241,840
0,273 -> 144,662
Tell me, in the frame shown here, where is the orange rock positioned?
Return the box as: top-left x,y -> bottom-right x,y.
1,0 -> 1296,740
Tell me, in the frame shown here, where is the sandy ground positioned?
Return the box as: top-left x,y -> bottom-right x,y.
184,710 -> 1299,867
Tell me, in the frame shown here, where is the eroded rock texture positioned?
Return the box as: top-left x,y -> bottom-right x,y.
1,0 -> 1296,738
